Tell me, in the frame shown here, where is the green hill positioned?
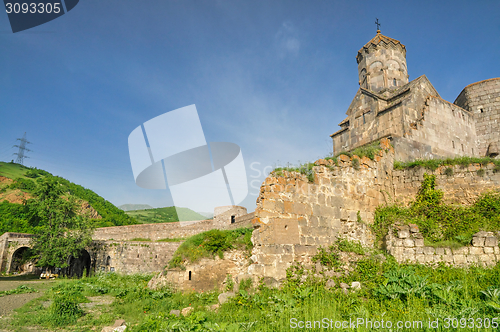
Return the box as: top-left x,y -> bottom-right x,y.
125,206 -> 207,224
118,204 -> 154,211
0,161 -> 138,233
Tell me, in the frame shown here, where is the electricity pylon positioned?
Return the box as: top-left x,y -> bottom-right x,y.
13,132 -> 31,165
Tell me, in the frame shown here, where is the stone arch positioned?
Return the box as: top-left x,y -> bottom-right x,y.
67,249 -> 92,278
369,61 -> 383,71
386,59 -> 400,70
9,246 -> 33,274
487,142 -> 499,158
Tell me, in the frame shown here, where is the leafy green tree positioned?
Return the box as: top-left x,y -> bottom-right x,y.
28,178 -> 94,272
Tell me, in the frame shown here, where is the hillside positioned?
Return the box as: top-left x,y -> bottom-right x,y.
125,206 -> 207,224
118,204 -> 153,211
0,161 -> 137,234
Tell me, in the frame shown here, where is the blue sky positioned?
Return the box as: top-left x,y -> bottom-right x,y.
1,0 -> 499,213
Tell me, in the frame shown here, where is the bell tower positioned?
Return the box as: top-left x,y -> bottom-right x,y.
356,29 -> 409,93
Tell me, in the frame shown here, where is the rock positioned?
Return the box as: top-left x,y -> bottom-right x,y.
315,262 -> 323,272
208,304 -> 220,311
374,254 -> 386,262
218,292 -> 236,304
342,288 -> 349,295
409,224 -> 419,233
101,326 -> 126,332
113,319 -> 126,327
148,271 -> 168,290
261,276 -> 280,288
324,269 -> 336,277
169,310 -> 180,317
325,279 -> 336,290
351,281 -> 361,290
181,307 -> 193,317
340,282 -> 349,289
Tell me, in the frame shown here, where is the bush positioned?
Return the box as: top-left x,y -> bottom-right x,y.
168,228 -> 253,269
48,293 -> 84,326
477,168 -> 486,177
444,167 -> 454,176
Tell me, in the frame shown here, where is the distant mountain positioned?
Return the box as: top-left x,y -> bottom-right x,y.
125,206 -> 208,224
118,204 -> 154,211
196,211 -> 214,219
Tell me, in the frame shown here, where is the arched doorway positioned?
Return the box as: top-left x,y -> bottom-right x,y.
10,247 -> 34,274
67,249 -> 91,278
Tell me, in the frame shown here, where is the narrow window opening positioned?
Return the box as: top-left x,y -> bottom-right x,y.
393,78 -> 397,86
480,108 -> 484,113
452,141 -> 455,149
285,225 -> 288,230
231,215 -> 235,224
155,255 -> 157,258
363,113 -> 366,124
137,254 -> 139,258
188,271 -> 192,281
472,148 -> 474,155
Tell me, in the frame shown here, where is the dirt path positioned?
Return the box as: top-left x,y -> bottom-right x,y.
0,278 -> 54,317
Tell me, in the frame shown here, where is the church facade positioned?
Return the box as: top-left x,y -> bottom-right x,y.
331,31 -> 500,162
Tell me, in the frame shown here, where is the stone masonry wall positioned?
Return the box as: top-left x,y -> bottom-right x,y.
454,78 -> 500,157
402,96 -> 478,160
251,138 -> 500,281
387,225 -> 500,266
393,163 -> 500,206
93,220 -> 215,241
250,138 -> 395,280
91,240 -> 181,274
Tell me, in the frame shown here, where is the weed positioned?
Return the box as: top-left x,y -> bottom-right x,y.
477,168 -> 486,177
444,167 -> 454,176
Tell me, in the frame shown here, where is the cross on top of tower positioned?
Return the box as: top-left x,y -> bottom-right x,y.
375,18 -> 381,33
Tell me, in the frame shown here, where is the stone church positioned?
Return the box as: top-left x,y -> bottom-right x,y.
331,30 -> 500,162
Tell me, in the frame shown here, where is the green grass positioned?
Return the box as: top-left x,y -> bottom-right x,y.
393,156 -> 500,171
168,228 -> 253,269
0,161 -> 31,179
6,263 -> 500,331
273,162 -> 315,183
129,238 -> 152,242
125,206 -> 207,224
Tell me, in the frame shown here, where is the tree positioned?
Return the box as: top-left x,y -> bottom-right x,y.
27,177 -> 94,273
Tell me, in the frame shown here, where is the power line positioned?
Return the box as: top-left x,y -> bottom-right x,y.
13,132 -> 32,165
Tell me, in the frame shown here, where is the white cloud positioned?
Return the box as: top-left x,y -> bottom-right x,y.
275,21 -> 301,57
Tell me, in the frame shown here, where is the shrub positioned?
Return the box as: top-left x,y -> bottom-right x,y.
352,158 -> 360,170
477,168 -> 486,177
444,167 -> 454,176
168,228 -> 253,269
48,292 -> 84,326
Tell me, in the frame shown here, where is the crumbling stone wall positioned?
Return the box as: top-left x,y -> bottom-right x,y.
393,163 -> 500,206
454,78 -> 500,157
387,225 -> 499,266
250,138 -> 395,280
161,249 -> 251,292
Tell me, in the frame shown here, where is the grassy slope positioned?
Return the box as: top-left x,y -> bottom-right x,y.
125,206 -> 207,224
0,162 -> 30,179
0,162 -> 137,229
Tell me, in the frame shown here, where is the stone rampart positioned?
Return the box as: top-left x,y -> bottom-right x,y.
387,225 -> 500,266
250,138 -> 395,279
93,220 -> 215,241
92,240 -> 181,274
250,137 -> 500,281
